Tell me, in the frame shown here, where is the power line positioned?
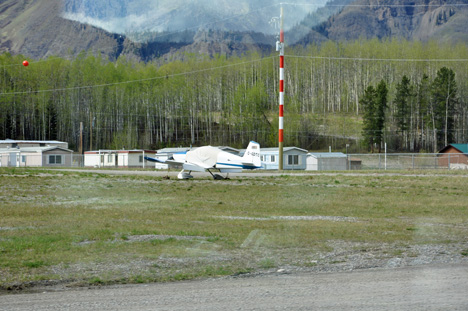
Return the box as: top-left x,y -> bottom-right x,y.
0,46 -> 123,69
0,56 -> 275,96
281,2 -> 468,8
286,55 -> 468,62
2,1 -> 468,93
4,51 -> 468,96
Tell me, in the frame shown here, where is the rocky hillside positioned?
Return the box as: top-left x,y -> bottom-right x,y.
305,0 -> 468,43
0,0 -> 125,60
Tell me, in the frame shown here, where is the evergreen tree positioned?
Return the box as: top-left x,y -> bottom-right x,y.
375,80 -> 388,153
394,75 -> 413,150
361,85 -> 377,152
416,74 -> 431,151
361,80 -> 387,153
431,67 -> 457,149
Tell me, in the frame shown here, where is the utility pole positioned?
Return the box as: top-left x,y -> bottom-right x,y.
79,122 -> 83,156
89,112 -> 93,151
277,5 -> 285,170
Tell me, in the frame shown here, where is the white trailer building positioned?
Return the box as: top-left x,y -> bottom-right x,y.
0,146 -> 73,167
84,150 -> 156,168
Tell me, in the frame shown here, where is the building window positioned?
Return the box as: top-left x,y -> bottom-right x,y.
139,155 -> 143,163
271,155 -> 276,163
49,155 -> 62,164
108,154 -> 113,163
261,155 -> 264,162
288,155 -> 299,165
21,155 -> 26,163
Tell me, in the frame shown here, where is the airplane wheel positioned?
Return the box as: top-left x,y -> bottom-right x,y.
213,174 -> 225,180
178,172 -> 194,179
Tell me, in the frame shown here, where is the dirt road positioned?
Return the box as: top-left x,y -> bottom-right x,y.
2,263 -> 467,311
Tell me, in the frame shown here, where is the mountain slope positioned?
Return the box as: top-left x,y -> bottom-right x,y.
307,0 -> 468,43
0,0 -> 275,61
0,0 -> 124,60
286,0 -> 354,45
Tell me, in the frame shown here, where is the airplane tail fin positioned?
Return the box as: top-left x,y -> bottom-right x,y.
242,141 -> 261,169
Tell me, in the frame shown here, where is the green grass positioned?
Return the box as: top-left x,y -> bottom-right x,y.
1,168 -> 468,289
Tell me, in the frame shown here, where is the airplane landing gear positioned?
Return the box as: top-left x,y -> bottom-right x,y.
209,170 -> 230,180
178,170 -> 194,180
213,174 -> 225,180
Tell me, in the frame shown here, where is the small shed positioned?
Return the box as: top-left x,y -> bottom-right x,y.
259,147 -> 308,170
84,150 -> 156,168
0,146 -> 73,167
306,152 -> 348,171
438,144 -> 468,169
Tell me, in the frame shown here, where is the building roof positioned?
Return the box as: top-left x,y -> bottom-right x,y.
439,144 -> 468,154
0,139 -> 66,144
0,146 -> 72,153
308,152 -> 347,158
157,147 -> 192,154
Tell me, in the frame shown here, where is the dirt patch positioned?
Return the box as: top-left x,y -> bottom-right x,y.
117,235 -> 210,243
216,215 -> 358,222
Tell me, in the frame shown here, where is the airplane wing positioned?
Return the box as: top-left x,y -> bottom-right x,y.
144,157 -> 184,169
183,162 -> 208,172
144,156 -> 165,163
178,146 -> 220,172
145,147 -> 217,172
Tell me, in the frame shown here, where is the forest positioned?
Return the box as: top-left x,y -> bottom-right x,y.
1,38 -> 467,153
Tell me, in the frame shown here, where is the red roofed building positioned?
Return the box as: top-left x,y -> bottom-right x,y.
438,144 -> 468,169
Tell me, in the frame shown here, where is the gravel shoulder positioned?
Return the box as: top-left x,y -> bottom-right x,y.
1,263 -> 468,311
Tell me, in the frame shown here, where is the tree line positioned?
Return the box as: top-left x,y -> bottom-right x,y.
1,38 -> 468,153
361,66 -> 459,153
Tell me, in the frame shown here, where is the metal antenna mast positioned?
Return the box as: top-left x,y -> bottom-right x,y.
277,5 -> 285,170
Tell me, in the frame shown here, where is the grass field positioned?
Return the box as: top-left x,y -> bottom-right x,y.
1,168 -> 468,290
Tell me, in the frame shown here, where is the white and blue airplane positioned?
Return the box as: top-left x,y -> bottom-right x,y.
145,141 -> 261,179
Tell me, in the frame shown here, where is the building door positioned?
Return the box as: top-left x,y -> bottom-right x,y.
9,152 -> 19,167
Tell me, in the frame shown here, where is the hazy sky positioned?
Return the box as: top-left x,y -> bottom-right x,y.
62,0 -> 330,36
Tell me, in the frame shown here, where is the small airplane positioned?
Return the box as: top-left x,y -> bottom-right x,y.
145,141 -> 262,179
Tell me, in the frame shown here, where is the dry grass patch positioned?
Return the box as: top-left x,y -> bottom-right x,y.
1,168 -> 468,289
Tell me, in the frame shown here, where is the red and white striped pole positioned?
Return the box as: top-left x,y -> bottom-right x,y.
278,6 -> 285,170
